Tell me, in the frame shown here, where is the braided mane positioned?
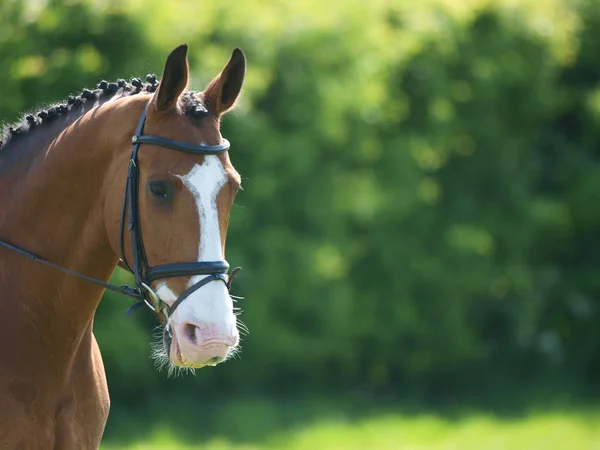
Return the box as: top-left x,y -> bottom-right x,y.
0,75 -> 209,152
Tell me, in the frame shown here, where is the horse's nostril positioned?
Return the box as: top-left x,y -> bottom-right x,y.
183,323 -> 198,345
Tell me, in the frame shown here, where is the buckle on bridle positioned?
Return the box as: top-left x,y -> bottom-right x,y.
140,282 -> 159,312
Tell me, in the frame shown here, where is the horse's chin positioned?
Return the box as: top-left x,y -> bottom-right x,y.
163,330 -> 205,369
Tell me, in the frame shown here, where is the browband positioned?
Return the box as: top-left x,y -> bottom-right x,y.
131,135 -> 230,154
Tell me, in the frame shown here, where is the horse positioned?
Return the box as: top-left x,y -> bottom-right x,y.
0,44 -> 246,448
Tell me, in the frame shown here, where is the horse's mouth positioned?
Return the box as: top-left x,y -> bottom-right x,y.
163,327 -> 208,369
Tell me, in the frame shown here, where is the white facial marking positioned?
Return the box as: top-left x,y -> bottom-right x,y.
169,156 -> 236,338
183,155 -> 227,262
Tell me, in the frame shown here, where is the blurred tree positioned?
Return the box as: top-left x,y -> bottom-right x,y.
1,0 -> 599,403
0,0 -> 149,123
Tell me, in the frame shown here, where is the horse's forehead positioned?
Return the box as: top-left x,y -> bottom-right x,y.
141,150 -> 195,176
156,107 -> 220,142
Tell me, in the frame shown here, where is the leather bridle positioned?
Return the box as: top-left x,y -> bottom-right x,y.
0,99 -> 240,318
119,99 -> 240,317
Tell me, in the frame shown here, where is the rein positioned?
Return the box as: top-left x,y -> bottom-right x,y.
0,100 -> 241,317
0,240 -> 144,300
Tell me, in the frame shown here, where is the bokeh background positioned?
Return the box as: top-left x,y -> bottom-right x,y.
2,0 -> 600,448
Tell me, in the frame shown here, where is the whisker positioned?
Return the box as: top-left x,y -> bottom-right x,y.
223,342 -> 242,362
149,322 -> 198,378
236,319 -> 250,336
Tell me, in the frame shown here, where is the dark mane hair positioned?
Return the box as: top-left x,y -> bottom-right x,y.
0,74 -> 210,152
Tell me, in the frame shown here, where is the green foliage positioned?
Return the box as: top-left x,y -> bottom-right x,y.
2,0 -> 600,400
0,0 -> 151,123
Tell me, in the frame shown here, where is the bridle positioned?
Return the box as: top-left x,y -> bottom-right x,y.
0,99 -> 240,318
119,99 -> 240,317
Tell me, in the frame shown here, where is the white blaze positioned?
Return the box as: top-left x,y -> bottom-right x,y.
161,155 -> 235,335
183,155 -> 227,262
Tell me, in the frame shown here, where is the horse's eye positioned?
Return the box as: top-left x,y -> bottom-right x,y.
148,181 -> 169,199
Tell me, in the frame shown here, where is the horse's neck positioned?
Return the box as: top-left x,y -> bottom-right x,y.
0,102 -> 126,373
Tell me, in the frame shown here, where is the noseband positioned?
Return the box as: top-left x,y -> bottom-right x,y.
0,100 -> 240,318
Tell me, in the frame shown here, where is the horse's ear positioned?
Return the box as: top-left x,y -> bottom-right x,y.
203,48 -> 246,116
155,44 -> 189,111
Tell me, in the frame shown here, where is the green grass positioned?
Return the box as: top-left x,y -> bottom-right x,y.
101,406 -> 600,450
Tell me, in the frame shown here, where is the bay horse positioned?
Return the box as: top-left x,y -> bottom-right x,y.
0,44 -> 246,448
